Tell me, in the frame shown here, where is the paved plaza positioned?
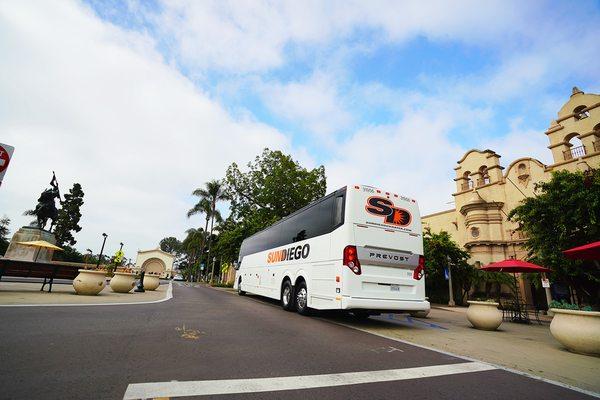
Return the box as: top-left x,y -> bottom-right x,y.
0,283 -> 597,399
0,279 -> 170,306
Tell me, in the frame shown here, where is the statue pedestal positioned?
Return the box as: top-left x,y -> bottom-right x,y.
4,226 -> 57,262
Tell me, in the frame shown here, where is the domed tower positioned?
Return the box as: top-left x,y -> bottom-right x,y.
452,149 -> 508,265
458,191 -> 505,265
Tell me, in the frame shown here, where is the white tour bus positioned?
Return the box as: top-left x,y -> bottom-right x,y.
233,184 -> 430,316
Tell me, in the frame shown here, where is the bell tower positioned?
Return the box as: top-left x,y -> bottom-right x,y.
545,87 -> 600,167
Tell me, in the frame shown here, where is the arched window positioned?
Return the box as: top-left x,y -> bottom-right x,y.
517,163 -> 527,174
478,166 -> 490,186
563,133 -> 586,160
573,105 -> 590,120
462,171 -> 473,190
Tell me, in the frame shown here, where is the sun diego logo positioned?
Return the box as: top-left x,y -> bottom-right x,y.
365,196 -> 412,227
267,244 -> 310,263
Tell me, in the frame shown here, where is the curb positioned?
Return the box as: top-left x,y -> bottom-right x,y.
0,281 -> 173,307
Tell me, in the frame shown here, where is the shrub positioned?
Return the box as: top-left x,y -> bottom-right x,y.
549,299 -> 594,311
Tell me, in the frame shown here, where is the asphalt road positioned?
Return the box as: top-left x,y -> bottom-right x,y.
0,283 -> 594,399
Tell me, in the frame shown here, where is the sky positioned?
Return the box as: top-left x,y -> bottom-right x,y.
1,0 -> 599,257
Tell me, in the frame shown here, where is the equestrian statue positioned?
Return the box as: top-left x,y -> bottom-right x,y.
25,172 -> 61,232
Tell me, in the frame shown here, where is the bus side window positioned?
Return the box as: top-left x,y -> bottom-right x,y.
333,195 -> 344,227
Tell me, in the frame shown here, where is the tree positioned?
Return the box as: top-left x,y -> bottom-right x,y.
509,167 -> 600,305
180,227 -> 206,281
187,197 -> 217,279
217,148 -> 326,264
54,183 -> 84,246
225,148 -> 326,223
191,180 -> 226,279
53,245 -> 84,263
159,237 -> 182,255
0,216 -> 10,255
423,228 -> 477,305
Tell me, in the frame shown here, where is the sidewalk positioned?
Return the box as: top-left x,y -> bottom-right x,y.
0,281 -> 170,305
343,305 -> 600,393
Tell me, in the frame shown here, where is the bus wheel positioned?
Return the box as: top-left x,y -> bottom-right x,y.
281,280 -> 295,311
295,281 -> 310,315
237,278 -> 246,296
350,311 -> 370,320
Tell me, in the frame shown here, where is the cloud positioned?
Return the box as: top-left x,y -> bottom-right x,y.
149,0 -> 552,73
481,118 -> 553,166
0,0 -> 290,254
326,111 -> 466,215
258,73 -> 353,138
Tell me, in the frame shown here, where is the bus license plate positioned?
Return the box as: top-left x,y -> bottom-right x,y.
390,284 -> 400,292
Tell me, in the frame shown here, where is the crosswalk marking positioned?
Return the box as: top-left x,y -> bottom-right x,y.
123,361 -> 496,399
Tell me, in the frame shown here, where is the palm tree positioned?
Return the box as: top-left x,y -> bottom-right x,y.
191,180 -> 227,282
187,199 -> 212,281
182,227 -> 205,281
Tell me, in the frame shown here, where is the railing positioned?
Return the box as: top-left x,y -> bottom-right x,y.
477,178 -> 491,186
563,145 -> 586,161
461,182 -> 473,191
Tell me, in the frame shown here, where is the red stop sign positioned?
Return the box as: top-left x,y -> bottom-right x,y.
0,145 -> 10,173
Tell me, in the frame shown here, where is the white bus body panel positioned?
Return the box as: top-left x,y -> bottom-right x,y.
234,185 -> 430,313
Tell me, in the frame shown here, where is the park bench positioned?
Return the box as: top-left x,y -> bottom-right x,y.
0,258 -> 85,292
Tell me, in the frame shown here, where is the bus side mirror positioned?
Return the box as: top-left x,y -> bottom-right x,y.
233,261 -> 239,270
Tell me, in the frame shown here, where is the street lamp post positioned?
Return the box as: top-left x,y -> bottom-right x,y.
447,255 -> 456,307
96,233 -> 108,268
210,256 -> 216,284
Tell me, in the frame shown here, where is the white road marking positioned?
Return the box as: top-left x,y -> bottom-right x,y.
0,281 -> 173,307
123,361 -> 495,399
333,322 -> 600,399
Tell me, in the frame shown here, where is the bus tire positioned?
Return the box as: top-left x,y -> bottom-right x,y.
295,280 -> 310,315
237,278 -> 246,296
281,280 -> 295,311
350,311 -> 370,320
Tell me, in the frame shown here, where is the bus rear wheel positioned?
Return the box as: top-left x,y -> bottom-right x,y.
237,278 -> 246,296
281,280 -> 295,311
295,281 -> 310,315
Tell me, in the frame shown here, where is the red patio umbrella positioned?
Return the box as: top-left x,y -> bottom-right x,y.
480,259 -> 551,323
480,259 -> 551,273
562,241 -> 600,261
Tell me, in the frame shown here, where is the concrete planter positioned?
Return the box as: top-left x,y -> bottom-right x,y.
109,272 -> 137,293
143,274 -> 160,291
467,301 -> 502,331
409,309 -> 431,318
73,269 -> 107,295
549,308 -> 600,356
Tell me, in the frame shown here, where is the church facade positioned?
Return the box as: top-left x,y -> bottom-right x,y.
422,87 -> 600,301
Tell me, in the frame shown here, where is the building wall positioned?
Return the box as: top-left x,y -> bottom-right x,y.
422,209 -> 459,243
422,87 -> 600,301
135,248 -> 175,279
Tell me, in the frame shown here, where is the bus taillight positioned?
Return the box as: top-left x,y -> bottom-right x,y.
413,255 -> 425,280
343,245 -> 361,275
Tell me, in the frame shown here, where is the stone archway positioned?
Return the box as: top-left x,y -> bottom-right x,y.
142,257 -> 166,275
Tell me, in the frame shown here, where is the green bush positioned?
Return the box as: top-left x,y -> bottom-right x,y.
210,282 -> 233,288
549,299 -> 593,311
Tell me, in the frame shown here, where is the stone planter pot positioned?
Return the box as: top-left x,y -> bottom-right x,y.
73,269 -> 107,295
143,274 -> 160,291
409,309 -> 431,318
549,308 -> 600,356
466,301 -> 502,331
109,272 -> 137,293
